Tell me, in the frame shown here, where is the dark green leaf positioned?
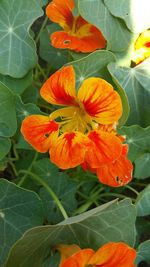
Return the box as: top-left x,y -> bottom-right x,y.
136,240 -> 150,265
0,82 -> 17,137
136,185 -> 150,216
134,153 -> 150,179
32,159 -> 78,224
5,199 -> 136,267
0,179 -> 44,266
0,137 -> 11,160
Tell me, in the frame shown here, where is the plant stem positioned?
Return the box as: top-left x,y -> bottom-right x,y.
35,16 -> 48,43
125,185 -> 139,195
19,170 -> 68,220
18,152 -> 38,186
37,63 -> 47,80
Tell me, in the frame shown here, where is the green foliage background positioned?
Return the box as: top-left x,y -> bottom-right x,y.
0,0 -> 150,266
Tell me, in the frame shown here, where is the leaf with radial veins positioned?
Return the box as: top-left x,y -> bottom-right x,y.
0,0 -> 43,78
5,199 -> 136,267
108,59 -> 150,127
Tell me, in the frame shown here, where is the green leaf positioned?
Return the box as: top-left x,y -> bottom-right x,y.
0,179 -> 44,266
134,153 -> 150,179
68,50 -> 116,88
5,199 -> 136,267
119,125 -> 150,162
104,0 -> 150,33
32,159 -> 78,224
108,60 -> 150,127
136,185 -> 150,217
39,24 -> 69,69
0,0 -> 43,78
0,137 -> 11,160
0,71 -> 32,95
0,82 -> 17,137
135,240 -> 150,265
78,0 -> 132,52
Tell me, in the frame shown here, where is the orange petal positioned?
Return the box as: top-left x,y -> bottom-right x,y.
78,78 -> 122,124
50,31 -> 82,51
21,115 -> 59,153
56,244 -> 81,267
86,130 -> 122,168
61,248 -> 94,267
49,131 -> 92,169
40,66 -> 77,106
89,242 -> 137,267
97,145 -> 133,187
46,0 -> 74,30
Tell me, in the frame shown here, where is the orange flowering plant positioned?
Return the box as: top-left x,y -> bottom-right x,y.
1,0 -> 150,266
21,65 -> 133,187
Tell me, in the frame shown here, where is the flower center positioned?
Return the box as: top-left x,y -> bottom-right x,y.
50,105 -> 98,134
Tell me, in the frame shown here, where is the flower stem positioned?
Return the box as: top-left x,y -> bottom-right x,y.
125,185 -> 139,195
19,170 -> 68,220
35,16 -> 48,43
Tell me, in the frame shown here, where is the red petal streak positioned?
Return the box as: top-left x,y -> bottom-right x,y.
86,130 -> 122,168
78,78 -> 122,124
40,66 -> 77,106
21,115 -> 59,153
97,145 -> 133,187
46,0 -> 74,30
50,131 -> 91,169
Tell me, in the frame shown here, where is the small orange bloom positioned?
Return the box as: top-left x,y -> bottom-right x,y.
46,0 -> 106,52
132,29 -> 150,64
21,65 -> 133,186
57,242 -> 137,267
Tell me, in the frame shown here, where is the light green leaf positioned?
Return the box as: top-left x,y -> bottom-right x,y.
39,24 -> 69,69
108,59 -> 150,127
32,159 -> 78,224
68,50 -> 116,88
0,82 -> 17,137
104,0 -> 150,33
134,153 -> 150,179
0,71 -> 32,95
0,137 -> 11,160
135,240 -> 150,265
119,125 -> 150,162
136,185 -> 150,217
78,0 -> 132,52
0,0 -> 43,78
0,179 -> 44,266
5,199 -> 136,267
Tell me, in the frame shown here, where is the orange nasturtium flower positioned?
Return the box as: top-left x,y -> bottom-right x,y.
132,29 -> 150,64
21,65 -> 133,187
46,0 -> 106,52
56,242 -> 137,267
